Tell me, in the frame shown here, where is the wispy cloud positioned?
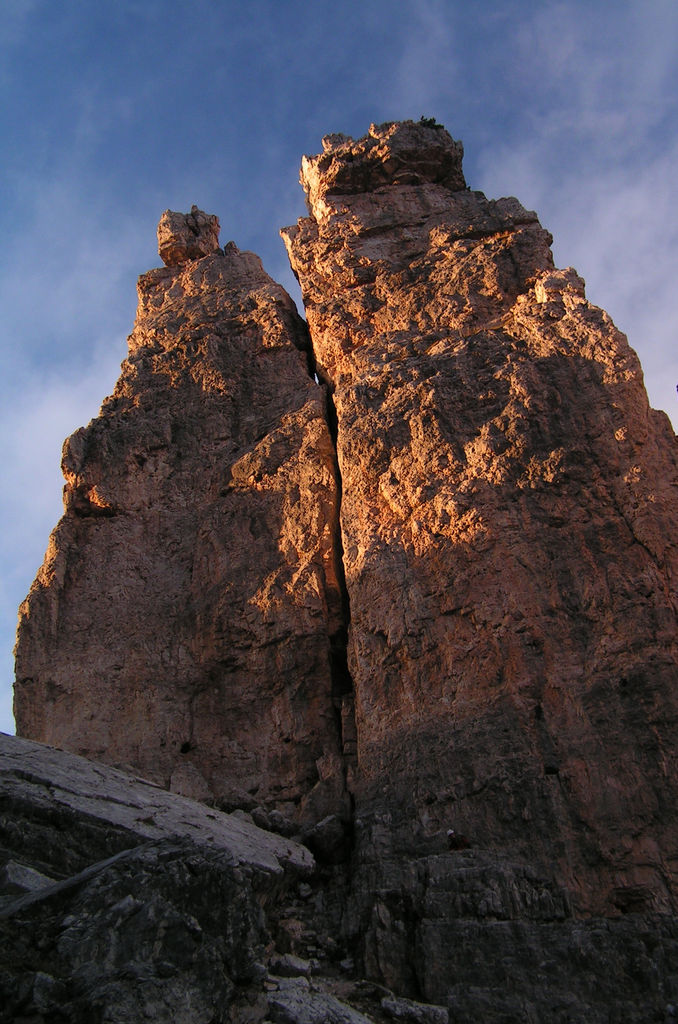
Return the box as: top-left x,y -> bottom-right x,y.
0,154 -> 155,733
389,0 -> 461,117
471,2 -> 678,428
377,0 -> 678,429
0,0 -> 40,52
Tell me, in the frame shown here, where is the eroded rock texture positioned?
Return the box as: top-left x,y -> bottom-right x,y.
1,734 -> 458,1024
3,738 -> 678,1023
0,734 -> 308,1024
282,119 -> 678,968
14,215 -> 348,825
157,204 -> 221,266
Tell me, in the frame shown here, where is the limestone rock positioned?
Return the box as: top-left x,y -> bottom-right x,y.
282,119 -> 678,987
269,952 -> 315,978
0,733 -> 313,876
300,121 -> 465,220
267,986 -> 374,1024
0,733 -> 312,1024
14,226 -> 348,826
3,732 -> 676,1024
157,203 -> 221,265
381,994 -> 449,1024
0,860 -> 53,901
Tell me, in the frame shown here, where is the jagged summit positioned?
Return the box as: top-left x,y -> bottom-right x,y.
283,120 -> 678,927
299,119 -> 466,214
10,122 -> 678,1021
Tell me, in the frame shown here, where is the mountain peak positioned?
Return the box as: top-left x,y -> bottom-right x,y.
300,119 -> 466,216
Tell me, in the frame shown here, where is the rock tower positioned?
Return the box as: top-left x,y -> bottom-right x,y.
15,210 -> 348,825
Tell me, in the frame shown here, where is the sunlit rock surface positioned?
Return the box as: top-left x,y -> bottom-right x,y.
15,215 -> 348,827
283,117 -> 678,986
157,204 -> 221,266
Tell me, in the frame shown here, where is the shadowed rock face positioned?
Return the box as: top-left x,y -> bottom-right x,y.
0,734 -> 311,1024
4,733 -> 678,1024
14,222 -> 348,827
282,119 -> 678,929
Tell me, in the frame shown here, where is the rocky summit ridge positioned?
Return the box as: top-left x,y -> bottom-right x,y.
7,120 -> 678,1022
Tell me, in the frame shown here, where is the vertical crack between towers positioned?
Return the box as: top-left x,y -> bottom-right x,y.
323,380 -> 358,828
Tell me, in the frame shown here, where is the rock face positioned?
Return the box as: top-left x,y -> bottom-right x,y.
282,119 -> 678,994
14,215 -> 349,826
0,733 -> 338,1024
282,118 -> 678,913
12,121 -> 678,1020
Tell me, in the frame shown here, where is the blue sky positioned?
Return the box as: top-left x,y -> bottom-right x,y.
1,0 -> 677,734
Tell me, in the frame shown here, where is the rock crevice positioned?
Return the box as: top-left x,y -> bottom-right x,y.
283,118 -> 678,985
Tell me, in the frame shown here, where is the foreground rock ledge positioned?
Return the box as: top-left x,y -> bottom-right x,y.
3,733 -> 678,1024
0,733 -> 307,1022
0,733 -> 457,1024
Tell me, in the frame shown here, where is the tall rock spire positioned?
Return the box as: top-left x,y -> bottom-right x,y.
15,211 -> 348,826
282,120 -> 678,930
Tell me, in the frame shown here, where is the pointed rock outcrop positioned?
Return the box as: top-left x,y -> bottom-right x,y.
282,119 -> 678,953
15,212 -> 348,826
157,204 -> 221,266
